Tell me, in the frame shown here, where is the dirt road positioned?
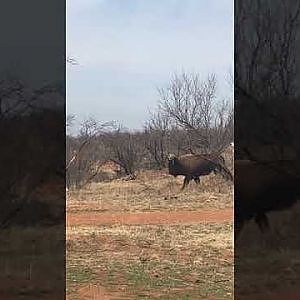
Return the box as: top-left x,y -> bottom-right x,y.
67,207 -> 233,299
67,208 -> 233,226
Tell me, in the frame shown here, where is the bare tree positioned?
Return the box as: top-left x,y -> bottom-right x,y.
66,117 -> 113,188
67,113 -> 75,128
0,76 -> 24,117
236,0 -> 300,100
158,72 -> 233,153
0,81 -> 65,227
235,0 -> 300,159
0,73 -> 64,119
211,98 -> 234,151
103,124 -> 144,177
144,111 -> 170,169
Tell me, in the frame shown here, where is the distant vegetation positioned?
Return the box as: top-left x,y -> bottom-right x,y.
66,72 -> 233,189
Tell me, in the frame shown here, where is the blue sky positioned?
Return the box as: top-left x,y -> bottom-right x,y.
67,0 -> 233,131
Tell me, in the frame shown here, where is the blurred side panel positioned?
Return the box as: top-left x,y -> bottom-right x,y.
0,1 -> 65,299
235,0 -> 300,299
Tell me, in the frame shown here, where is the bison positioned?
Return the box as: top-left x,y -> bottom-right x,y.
168,153 -> 233,190
235,159 -> 300,238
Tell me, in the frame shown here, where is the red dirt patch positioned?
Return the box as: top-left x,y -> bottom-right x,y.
72,284 -> 219,300
67,208 -> 233,226
70,284 -> 131,300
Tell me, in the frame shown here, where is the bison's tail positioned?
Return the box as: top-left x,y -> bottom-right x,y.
215,162 -> 233,181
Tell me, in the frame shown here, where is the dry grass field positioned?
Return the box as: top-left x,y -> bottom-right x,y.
0,179 -> 65,299
0,225 -> 65,299
67,170 -> 233,214
67,163 -> 300,299
67,169 -> 234,300
67,223 -> 233,300
235,202 -> 300,299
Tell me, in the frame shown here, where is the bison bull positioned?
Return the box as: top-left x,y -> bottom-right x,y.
168,153 -> 233,190
235,159 -> 300,238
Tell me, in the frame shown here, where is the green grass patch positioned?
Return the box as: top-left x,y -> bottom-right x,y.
67,265 -> 94,284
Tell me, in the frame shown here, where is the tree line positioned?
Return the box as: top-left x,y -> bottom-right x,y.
67,72 -> 233,189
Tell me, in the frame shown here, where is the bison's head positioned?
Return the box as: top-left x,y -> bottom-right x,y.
167,153 -> 179,176
167,153 -> 177,166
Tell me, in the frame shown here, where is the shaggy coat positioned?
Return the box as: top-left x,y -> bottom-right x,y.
235,159 -> 300,237
168,153 -> 233,190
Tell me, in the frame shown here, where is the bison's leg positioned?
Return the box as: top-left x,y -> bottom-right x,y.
194,177 -> 200,185
254,213 -> 282,248
181,176 -> 191,190
254,213 -> 270,232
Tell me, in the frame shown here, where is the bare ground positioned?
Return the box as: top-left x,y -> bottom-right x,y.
67,223 -> 233,299
67,284 -> 117,300
67,167 -> 300,299
0,225 -> 65,299
67,208 -> 233,226
67,170 -> 234,299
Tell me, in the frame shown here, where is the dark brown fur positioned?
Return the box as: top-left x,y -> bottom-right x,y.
168,153 -> 233,190
235,159 -> 300,238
